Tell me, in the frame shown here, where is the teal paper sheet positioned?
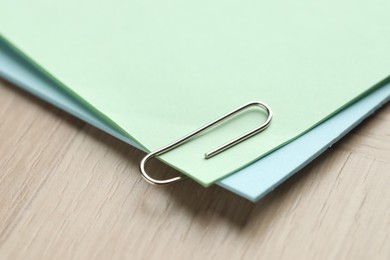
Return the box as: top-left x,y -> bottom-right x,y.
0,40 -> 389,201
2,1 -> 390,185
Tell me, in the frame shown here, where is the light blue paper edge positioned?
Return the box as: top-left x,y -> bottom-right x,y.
1,40 -> 389,202
0,40 -> 143,151
220,82 -> 390,201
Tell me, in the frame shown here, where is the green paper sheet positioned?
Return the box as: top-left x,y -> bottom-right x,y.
1,0 -> 389,185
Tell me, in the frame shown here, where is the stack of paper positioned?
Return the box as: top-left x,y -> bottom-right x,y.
1,0 -> 389,201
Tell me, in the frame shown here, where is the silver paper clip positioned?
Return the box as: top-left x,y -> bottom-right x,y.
140,101 -> 273,185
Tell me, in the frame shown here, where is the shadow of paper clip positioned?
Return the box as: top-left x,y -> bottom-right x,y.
139,101 -> 273,185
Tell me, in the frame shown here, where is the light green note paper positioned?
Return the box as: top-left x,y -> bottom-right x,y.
0,0 -> 389,185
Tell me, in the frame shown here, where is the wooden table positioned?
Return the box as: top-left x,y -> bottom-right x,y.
0,79 -> 389,260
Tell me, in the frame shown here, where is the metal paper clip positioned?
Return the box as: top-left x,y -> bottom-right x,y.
140,101 -> 273,185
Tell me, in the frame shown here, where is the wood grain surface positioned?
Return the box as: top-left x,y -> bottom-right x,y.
0,79 -> 389,260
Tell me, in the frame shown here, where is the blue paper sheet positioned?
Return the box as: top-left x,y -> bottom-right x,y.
1,39 -> 389,201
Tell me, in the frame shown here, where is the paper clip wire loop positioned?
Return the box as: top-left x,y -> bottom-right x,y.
140,101 -> 273,185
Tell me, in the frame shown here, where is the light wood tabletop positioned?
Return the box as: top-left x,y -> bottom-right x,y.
0,79 -> 389,260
